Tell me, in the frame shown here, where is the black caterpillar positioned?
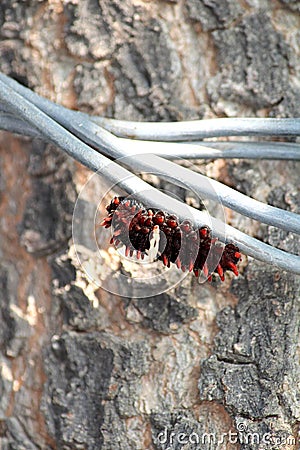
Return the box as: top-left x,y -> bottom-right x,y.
100,196 -> 241,282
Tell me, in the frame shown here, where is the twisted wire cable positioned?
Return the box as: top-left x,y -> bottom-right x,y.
0,73 -> 299,275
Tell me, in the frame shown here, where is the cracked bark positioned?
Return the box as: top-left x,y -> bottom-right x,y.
0,1 -> 299,449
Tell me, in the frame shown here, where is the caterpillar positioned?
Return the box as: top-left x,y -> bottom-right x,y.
100,196 -> 242,282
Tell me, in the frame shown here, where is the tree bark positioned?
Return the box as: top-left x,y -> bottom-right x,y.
0,1 -> 299,449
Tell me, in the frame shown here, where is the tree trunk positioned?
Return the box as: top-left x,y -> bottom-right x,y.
0,1 -> 299,449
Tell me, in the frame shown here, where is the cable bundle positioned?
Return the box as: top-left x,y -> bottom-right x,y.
1,74 -> 298,276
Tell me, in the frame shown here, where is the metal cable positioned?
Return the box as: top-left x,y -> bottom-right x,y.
2,109 -> 300,161
0,73 -> 299,234
1,73 -> 300,161
93,116 -> 300,141
0,73 -> 299,274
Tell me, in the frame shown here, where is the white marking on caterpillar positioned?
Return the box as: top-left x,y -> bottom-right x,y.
146,225 -> 160,262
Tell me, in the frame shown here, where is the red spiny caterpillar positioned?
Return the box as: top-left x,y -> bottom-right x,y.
100,196 -> 242,282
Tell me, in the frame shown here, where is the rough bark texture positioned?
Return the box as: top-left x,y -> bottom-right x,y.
0,1 -> 300,449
